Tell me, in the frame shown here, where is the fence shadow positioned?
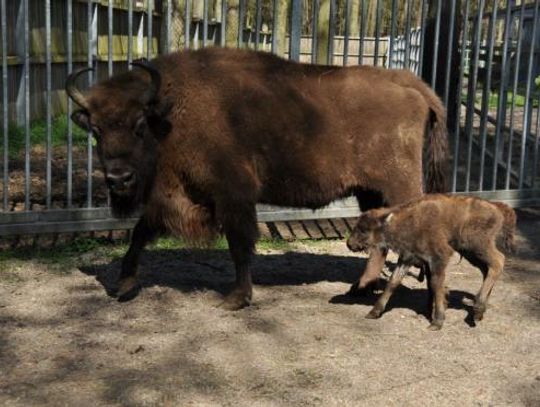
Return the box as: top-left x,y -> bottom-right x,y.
79,248 -> 369,298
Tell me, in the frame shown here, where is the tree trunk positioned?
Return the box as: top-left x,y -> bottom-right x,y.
316,0 -> 330,64
226,0 -> 240,47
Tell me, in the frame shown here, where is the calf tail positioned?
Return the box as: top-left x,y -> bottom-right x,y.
425,103 -> 449,193
492,202 -> 517,254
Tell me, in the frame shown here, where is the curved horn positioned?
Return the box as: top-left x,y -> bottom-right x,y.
65,67 -> 93,110
131,61 -> 161,104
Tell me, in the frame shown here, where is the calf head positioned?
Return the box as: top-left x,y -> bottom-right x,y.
346,209 -> 391,252
66,62 -> 172,217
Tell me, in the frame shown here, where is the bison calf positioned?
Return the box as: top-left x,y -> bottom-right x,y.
346,194 -> 516,330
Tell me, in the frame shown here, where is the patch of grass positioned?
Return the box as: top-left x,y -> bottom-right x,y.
469,90 -> 540,109
0,237 -> 118,269
3,116 -> 88,158
0,235 -> 296,266
257,238 -> 292,251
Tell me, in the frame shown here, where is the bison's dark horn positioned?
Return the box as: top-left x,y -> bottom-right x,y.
131,61 -> 161,104
65,67 -> 93,110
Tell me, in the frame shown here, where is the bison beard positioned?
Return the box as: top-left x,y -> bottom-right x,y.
66,48 -> 449,308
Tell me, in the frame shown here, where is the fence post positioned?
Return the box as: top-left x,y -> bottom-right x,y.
422,0 -> 461,133
316,0 -> 330,65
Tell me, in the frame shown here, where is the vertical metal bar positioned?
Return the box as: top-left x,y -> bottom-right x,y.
430,0 -> 442,88
255,0 -> 262,51
519,0 -> 540,188
203,0 -> 208,47
478,1 -> 498,191
464,0 -> 485,192
418,0 -> 427,75
185,0 -> 191,49
238,0 -> 246,49
1,0 -> 7,211
128,0 -> 133,67
311,0 -> 319,63
66,0 -> 73,207
108,0 -> 113,76
404,0 -> 413,70
23,0 -> 30,210
290,0 -> 302,61
271,0 -> 278,53
343,0 -> 351,66
451,0 -> 470,193
442,0 -> 456,107
45,0 -> 52,208
328,0 -> 336,65
374,0 -> 382,67
87,0 -> 94,208
147,0 -> 153,59
166,0 -> 172,52
221,0 -> 227,47
193,22 -> 199,50
359,0 -> 366,65
388,0 -> 397,69
492,0 -> 513,190
533,101 -> 540,188
505,0 -> 526,190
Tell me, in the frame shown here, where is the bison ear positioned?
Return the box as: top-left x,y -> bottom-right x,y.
145,99 -> 173,140
147,116 -> 172,140
71,109 -> 91,132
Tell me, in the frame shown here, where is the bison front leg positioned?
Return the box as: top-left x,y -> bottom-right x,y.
219,202 -> 258,310
116,216 -> 157,302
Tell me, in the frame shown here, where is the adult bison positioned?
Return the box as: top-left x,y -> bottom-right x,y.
66,47 -> 448,309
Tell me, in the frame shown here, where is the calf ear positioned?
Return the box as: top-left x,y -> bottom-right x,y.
379,212 -> 394,224
71,109 -> 91,131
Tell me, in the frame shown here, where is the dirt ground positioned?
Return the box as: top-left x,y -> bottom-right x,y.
1,210 -> 540,406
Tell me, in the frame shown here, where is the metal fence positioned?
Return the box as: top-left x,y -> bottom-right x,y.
1,0 -> 540,237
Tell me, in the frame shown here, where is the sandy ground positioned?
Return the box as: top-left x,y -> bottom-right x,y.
1,211 -> 539,406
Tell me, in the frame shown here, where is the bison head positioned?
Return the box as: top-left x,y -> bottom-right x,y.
66,62 -> 172,217
346,209 -> 391,253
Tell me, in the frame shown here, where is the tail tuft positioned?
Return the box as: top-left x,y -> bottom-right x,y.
425,108 -> 449,193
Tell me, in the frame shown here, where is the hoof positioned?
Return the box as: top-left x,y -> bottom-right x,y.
428,320 -> 443,331
348,280 -> 379,297
219,289 -> 252,311
365,307 -> 383,319
473,304 -> 486,322
116,277 -> 141,302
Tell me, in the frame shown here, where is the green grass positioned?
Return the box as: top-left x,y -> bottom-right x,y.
3,116 -> 88,158
469,90 -> 540,109
0,236 -> 297,270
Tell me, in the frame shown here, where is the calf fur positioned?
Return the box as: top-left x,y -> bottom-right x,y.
346,194 -> 516,330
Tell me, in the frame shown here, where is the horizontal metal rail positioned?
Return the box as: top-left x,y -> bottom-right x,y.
1,189 -> 539,237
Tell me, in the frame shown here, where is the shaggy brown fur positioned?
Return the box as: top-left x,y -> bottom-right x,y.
67,48 -> 448,308
347,194 -> 516,330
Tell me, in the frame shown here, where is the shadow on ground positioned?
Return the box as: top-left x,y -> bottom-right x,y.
80,249 -> 481,325
80,249 -> 368,297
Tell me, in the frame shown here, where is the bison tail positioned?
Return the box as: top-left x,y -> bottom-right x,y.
492,202 -> 517,254
425,105 -> 449,193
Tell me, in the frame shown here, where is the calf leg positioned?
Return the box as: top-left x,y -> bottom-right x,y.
218,201 -> 258,310
366,263 -> 409,319
117,216 -> 157,301
427,257 -> 450,331
350,189 -> 386,294
473,244 -> 504,321
350,247 -> 388,294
